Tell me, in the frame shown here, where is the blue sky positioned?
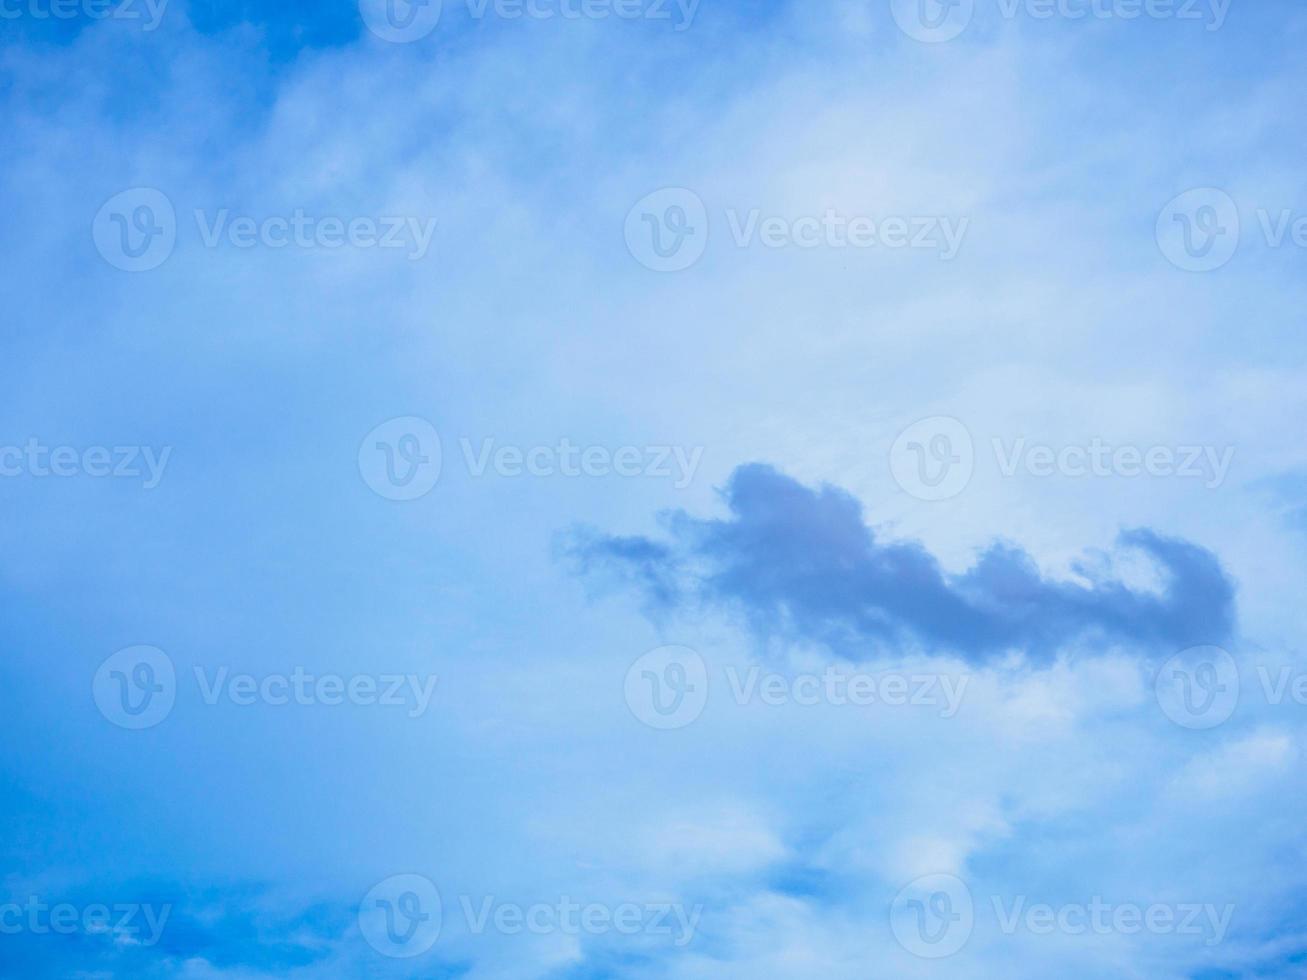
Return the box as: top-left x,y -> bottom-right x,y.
3,0 -> 1307,976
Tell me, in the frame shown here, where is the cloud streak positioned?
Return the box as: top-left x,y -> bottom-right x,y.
569,463 -> 1236,662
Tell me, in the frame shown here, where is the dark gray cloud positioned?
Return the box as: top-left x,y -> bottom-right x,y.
567,464 -> 1236,662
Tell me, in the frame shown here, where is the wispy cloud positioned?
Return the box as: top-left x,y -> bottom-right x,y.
569,463 -> 1236,662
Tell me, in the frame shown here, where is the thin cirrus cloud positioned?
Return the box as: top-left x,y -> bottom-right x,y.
568,462 -> 1237,662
